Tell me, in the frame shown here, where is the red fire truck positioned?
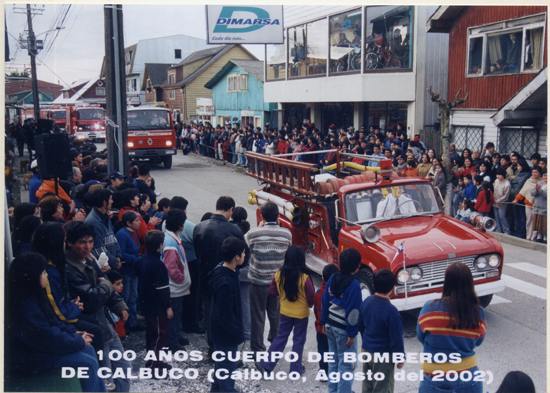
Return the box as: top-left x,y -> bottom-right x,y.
126,106 -> 177,169
246,151 -> 505,310
69,105 -> 106,141
51,107 -> 69,131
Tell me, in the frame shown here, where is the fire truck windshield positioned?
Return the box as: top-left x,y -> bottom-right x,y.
77,108 -> 104,120
127,110 -> 171,130
52,111 -> 65,119
344,183 -> 441,224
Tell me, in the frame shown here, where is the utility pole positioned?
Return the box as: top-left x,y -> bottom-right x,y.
26,4 -> 40,123
104,4 -> 128,175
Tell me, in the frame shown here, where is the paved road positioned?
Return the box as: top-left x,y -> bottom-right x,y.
21,147 -> 546,392
144,150 -> 547,393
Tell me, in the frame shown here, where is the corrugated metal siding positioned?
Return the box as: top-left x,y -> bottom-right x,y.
424,32 -> 449,127
185,46 -> 256,117
447,6 -> 547,109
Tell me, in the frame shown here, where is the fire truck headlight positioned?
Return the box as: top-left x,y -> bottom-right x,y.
78,127 -> 82,131
101,126 -> 105,130
488,254 -> 501,268
410,267 -> 423,281
128,142 -> 134,148
396,269 -> 410,284
94,124 -> 99,130
474,256 -> 488,270
166,141 -> 172,146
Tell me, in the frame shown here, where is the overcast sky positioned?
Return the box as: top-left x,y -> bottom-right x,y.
5,4 -> 266,87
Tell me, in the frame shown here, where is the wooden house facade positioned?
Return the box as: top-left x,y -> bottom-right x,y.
427,6 -> 547,157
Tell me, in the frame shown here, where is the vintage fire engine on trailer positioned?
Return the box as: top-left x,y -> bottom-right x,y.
126,105 -> 177,169
69,105 -> 106,141
246,150 -> 505,310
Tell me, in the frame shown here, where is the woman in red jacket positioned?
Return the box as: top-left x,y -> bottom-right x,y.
474,182 -> 494,216
118,188 -> 160,255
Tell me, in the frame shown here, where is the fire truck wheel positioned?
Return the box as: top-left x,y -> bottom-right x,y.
355,268 -> 374,301
163,155 -> 173,169
479,295 -> 493,308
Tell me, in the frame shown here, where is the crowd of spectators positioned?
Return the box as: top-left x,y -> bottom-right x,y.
174,119 -> 547,243
4,117 -> 545,392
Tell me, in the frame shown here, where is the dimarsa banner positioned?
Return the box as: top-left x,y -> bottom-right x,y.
206,5 -> 284,44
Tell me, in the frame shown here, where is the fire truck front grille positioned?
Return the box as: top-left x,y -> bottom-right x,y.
396,256 -> 495,294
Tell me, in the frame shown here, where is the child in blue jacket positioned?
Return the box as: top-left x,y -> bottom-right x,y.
321,248 -> 362,393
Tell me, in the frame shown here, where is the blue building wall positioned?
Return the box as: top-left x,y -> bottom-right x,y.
211,63 -> 277,127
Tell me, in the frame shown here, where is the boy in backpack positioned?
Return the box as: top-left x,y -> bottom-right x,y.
135,230 -> 173,371
358,269 -> 405,393
321,248 -> 363,393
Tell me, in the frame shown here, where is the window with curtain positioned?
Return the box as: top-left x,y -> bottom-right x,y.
466,13 -> 545,77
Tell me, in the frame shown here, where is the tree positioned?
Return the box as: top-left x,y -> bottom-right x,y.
6,70 -> 30,78
427,86 -> 469,215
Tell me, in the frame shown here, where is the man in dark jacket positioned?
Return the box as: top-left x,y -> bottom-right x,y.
208,237 -> 246,393
193,196 -> 248,356
64,221 -> 131,392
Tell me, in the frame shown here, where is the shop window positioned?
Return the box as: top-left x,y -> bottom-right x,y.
467,13 -> 545,76
305,19 -> 327,76
364,6 -> 412,71
266,39 -> 286,81
451,125 -> 483,151
288,19 -> 328,78
241,116 -> 254,128
498,127 -> 538,157
288,25 -> 307,77
329,8 -> 362,73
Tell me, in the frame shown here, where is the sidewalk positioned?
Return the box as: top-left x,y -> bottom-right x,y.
489,231 -> 547,253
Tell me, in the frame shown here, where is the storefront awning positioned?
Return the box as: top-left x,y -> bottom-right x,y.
491,67 -> 547,127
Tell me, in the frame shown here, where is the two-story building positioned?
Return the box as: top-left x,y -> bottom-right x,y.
101,35 -> 209,105
427,6 -> 547,157
156,44 -> 257,123
263,5 -> 448,136
205,60 -> 277,128
53,78 -> 107,106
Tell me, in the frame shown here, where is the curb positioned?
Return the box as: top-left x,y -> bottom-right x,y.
489,231 -> 547,253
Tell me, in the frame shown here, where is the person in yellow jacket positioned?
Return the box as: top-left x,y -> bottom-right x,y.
256,246 -> 314,375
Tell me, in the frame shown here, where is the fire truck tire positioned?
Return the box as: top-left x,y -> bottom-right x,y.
479,294 -> 492,308
163,155 -> 173,169
355,268 -> 374,301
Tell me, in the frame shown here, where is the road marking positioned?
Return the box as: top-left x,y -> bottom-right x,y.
502,274 -> 546,300
507,263 -> 547,278
490,295 -> 512,305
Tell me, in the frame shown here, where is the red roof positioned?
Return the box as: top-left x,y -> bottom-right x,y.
5,79 -> 64,99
